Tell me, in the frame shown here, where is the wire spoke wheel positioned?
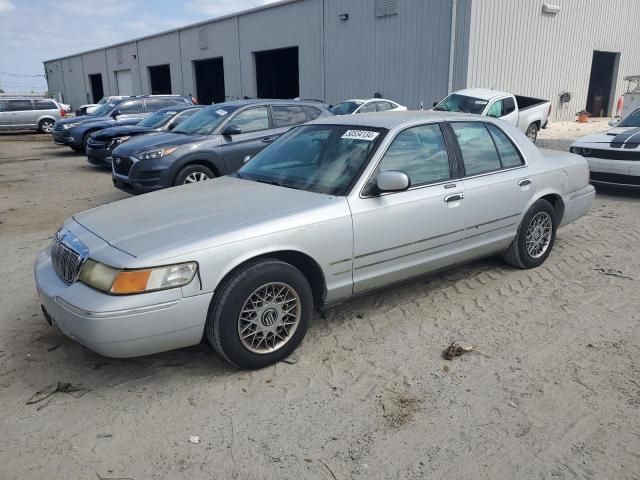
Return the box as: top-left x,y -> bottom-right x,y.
237,282 -> 301,354
525,211 -> 552,258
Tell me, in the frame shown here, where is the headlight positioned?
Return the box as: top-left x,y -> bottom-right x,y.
63,122 -> 80,130
570,147 -> 591,156
134,146 -> 179,161
79,259 -> 197,295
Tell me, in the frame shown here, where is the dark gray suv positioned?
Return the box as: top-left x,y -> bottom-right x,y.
111,99 -> 332,194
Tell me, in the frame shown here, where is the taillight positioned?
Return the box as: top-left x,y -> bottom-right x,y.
60,109 -> 67,117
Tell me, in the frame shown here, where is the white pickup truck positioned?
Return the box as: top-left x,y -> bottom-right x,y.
433,88 -> 552,143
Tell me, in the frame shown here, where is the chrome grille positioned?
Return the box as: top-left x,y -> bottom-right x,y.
50,231 -> 88,284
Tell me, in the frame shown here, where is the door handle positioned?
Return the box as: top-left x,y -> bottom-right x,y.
262,136 -> 277,143
518,178 -> 532,187
444,193 -> 465,203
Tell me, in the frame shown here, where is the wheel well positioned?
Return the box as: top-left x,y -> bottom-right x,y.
217,251 -> 326,310
540,193 -> 564,222
529,121 -> 541,130
174,160 -> 220,181
38,117 -> 54,125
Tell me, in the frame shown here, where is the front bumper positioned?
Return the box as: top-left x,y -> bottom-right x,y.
86,143 -> 113,166
34,248 -> 211,358
587,157 -> 640,188
111,154 -> 176,194
52,128 -> 81,149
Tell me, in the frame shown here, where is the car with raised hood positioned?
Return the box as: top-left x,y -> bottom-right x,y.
86,105 -> 204,167
433,88 -> 551,143
52,95 -> 191,153
570,106 -> 640,188
35,111 -> 594,369
331,98 -> 407,115
77,95 -> 129,116
110,99 -> 332,193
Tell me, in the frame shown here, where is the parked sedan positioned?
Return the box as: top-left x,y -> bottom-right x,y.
111,99 -> 332,194
570,106 -> 640,187
35,112 -> 594,369
331,98 -> 407,115
86,105 -> 204,167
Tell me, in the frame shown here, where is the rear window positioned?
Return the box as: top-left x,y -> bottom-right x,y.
34,100 -> 57,110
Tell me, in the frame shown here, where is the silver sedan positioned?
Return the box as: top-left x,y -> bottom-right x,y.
35,112 -> 595,369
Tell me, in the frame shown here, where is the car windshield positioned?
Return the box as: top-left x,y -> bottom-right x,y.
618,108 -> 640,127
138,110 -> 177,128
173,105 -> 239,135
91,101 -> 119,117
331,101 -> 363,115
97,97 -> 109,105
236,124 -> 385,195
433,94 -> 488,114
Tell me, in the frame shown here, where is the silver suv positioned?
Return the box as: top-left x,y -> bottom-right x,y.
0,97 -> 64,133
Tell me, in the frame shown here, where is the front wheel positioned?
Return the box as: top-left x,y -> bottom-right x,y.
525,123 -> 539,143
38,119 -> 55,133
503,199 -> 557,269
205,259 -> 313,369
174,164 -> 215,186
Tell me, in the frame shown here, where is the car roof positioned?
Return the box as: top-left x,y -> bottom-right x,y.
452,88 -> 511,101
205,99 -> 329,108
155,105 -> 205,113
311,110 -> 486,129
342,98 -> 397,103
1,97 -> 53,101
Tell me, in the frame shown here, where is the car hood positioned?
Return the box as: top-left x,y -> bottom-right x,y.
56,115 -> 112,126
113,131 -> 203,156
72,176 -> 333,259
93,125 -> 155,141
573,126 -> 640,145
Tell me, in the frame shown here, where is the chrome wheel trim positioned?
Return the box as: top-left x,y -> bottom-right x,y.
525,211 -> 552,258
42,121 -> 54,133
184,171 -> 210,183
237,282 -> 302,354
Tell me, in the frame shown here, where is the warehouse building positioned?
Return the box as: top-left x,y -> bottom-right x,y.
44,0 -> 640,121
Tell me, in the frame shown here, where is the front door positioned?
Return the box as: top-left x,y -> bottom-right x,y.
220,105 -> 274,172
349,123 -> 467,293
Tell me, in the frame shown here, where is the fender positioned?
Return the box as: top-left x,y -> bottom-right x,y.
168,151 -> 225,182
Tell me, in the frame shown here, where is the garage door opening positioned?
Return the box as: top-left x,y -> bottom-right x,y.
586,51 -> 620,117
194,57 -> 225,104
255,46 -> 299,99
88,73 -> 104,103
148,64 -> 172,94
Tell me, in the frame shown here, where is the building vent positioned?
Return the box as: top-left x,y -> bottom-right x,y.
375,0 -> 398,17
116,47 -> 123,64
198,26 -> 209,49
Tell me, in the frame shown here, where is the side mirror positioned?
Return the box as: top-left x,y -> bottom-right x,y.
608,119 -> 619,127
222,124 -> 242,136
111,109 -> 121,118
167,122 -> 176,131
376,171 -> 410,193
243,155 -> 252,164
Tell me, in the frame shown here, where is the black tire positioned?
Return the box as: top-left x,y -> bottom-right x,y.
525,123 -> 539,143
38,119 -> 55,134
503,199 -> 557,269
205,258 -> 313,369
174,164 -> 215,186
71,145 -> 83,153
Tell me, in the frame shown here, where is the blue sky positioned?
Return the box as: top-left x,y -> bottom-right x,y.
0,0 -> 279,92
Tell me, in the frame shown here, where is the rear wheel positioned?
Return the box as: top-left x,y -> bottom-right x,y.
525,123 -> 539,143
38,119 -> 54,134
503,199 -> 557,269
205,258 -> 313,369
174,164 -> 215,186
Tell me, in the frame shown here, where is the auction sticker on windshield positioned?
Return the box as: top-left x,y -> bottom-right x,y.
216,109 -> 228,116
341,130 -> 380,141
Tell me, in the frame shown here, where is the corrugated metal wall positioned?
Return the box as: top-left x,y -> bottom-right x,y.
466,0 -> 640,121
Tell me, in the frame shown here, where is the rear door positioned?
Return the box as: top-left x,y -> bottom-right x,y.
7,99 -> 36,127
220,105 -> 272,172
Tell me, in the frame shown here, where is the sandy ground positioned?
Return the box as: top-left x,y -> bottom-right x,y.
0,120 -> 639,480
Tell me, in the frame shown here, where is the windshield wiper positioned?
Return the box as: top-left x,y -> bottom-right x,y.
253,178 -> 300,190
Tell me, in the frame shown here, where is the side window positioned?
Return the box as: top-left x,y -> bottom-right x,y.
230,106 -> 270,133
272,105 -> 308,127
503,97 -> 516,115
0,100 -> 7,112
117,100 -> 144,114
301,105 -> 322,120
379,124 -> 450,186
376,101 -> 394,112
34,100 -> 57,110
145,98 -> 179,111
172,109 -> 199,126
358,102 -> 377,113
451,122 -> 502,176
7,100 -> 34,111
487,124 -> 524,168
486,101 -> 503,118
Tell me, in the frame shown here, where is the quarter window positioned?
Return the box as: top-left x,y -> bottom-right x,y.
487,124 -> 524,168
503,97 -> 516,115
301,105 -> 322,120
34,100 -> 57,110
376,101 -> 395,111
7,100 -> 33,111
230,106 -> 270,133
272,105 -> 307,127
451,122 -> 502,176
379,124 -> 450,186
358,102 -> 377,113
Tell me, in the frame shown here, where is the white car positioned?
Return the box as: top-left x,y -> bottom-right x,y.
78,96 -> 129,115
331,98 -> 407,115
570,106 -> 640,188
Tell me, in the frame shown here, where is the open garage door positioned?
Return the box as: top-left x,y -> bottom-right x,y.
194,57 -> 225,104
88,73 -> 104,103
586,51 -> 620,117
149,64 -> 172,94
255,46 -> 299,99
115,69 -> 133,96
